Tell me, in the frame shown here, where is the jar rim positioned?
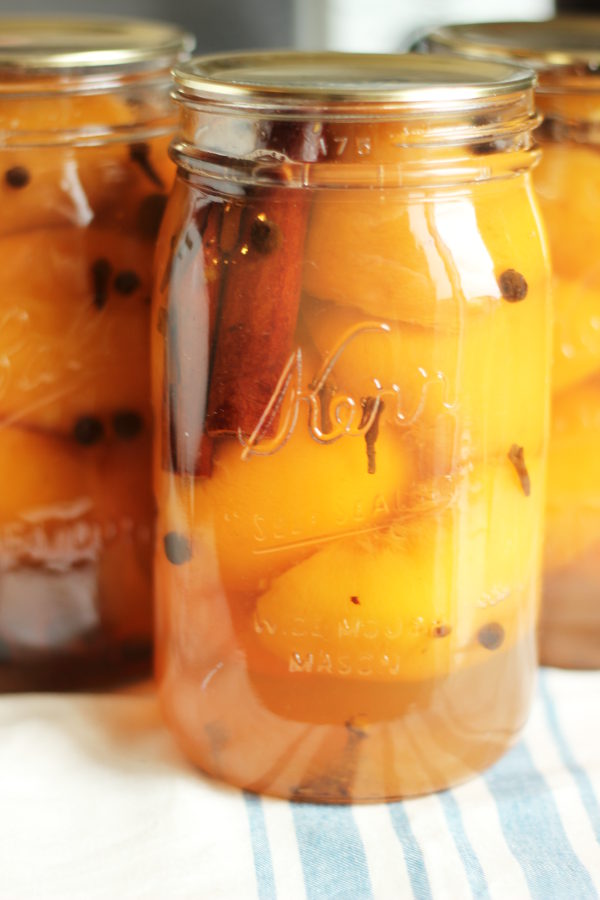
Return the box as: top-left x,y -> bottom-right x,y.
0,15 -> 194,74
172,51 -> 535,112
419,18 -> 600,76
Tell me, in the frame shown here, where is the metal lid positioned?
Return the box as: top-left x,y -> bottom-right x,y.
421,19 -> 600,71
173,51 -> 535,111
0,16 -> 195,73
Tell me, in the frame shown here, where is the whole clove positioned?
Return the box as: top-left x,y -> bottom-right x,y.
360,397 -> 385,475
138,193 -> 168,241
90,258 -> 112,310
129,143 -> 165,189
508,444 -> 531,496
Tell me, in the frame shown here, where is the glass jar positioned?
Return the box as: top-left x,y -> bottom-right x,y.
0,18 -> 194,690
419,20 -> 600,668
154,52 -> 551,801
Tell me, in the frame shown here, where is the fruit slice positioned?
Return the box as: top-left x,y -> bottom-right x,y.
545,376 -> 600,570
303,176 -> 548,328
0,93 -> 138,133
551,274 -> 600,394
0,94 -> 172,236
0,425 -> 151,548
158,398 -> 415,597
89,135 -> 173,236
0,226 -> 152,434
537,90 -> 600,129
254,455 -> 544,682
302,289 -> 550,469
534,141 -> 600,281
0,427 -> 89,532
0,425 -> 152,646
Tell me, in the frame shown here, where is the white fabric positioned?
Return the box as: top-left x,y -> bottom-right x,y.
0,670 -> 598,899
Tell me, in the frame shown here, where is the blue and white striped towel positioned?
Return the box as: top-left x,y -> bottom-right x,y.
0,668 -> 598,899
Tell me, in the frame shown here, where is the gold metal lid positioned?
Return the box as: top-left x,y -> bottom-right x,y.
173,51 -> 535,111
0,16 -> 195,72
421,19 -> 600,71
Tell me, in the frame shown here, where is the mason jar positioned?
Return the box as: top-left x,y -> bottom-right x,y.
153,52 -> 551,801
0,18 -> 194,690
419,20 -> 600,668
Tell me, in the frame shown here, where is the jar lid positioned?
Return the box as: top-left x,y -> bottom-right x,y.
0,16 -> 195,73
420,18 -> 600,72
172,51 -> 534,112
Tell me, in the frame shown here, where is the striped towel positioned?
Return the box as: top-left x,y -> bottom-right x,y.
0,668 -> 598,899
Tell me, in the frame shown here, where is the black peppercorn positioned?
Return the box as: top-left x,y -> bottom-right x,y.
250,217 -> 282,254
73,416 -> 104,446
114,270 -> 141,295
498,269 -> 528,302
477,622 -> 505,650
113,411 -> 143,440
5,166 -> 30,189
163,531 -> 192,565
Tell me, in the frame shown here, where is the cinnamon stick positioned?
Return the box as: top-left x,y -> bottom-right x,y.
205,121 -> 327,441
204,194 -> 309,438
163,121 -> 328,474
